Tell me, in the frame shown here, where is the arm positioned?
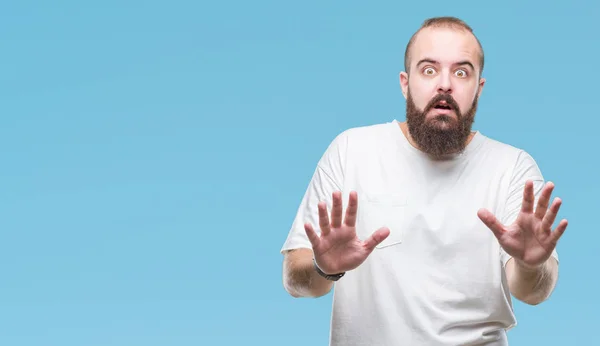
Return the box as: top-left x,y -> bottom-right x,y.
282,248 -> 334,298
505,256 -> 558,305
502,152 -> 564,305
280,132 -> 348,297
478,151 -> 566,305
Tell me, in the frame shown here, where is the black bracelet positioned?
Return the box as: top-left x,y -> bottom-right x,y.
313,258 -> 345,281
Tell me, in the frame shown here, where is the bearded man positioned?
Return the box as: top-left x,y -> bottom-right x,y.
280,16 -> 567,346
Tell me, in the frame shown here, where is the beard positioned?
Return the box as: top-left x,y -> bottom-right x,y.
405,90 -> 479,159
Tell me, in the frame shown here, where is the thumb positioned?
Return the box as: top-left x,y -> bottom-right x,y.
363,227 -> 391,251
477,208 -> 506,239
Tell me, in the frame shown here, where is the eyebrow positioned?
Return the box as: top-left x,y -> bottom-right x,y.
416,58 -> 475,71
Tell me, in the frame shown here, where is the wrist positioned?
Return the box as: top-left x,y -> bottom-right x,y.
313,258 -> 345,281
514,258 -> 545,273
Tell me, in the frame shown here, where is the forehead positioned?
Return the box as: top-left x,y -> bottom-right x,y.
410,27 -> 480,69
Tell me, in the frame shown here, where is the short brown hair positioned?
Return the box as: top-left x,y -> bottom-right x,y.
403,16 -> 484,75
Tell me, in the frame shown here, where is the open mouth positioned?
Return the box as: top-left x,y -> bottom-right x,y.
433,101 -> 453,110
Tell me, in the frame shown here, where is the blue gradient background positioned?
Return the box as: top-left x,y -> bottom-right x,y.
1,1 -> 597,345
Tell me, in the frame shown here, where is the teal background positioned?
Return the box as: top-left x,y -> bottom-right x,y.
1,1 -> 597,345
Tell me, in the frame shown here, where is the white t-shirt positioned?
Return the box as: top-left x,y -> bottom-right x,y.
281,119 -> 558,346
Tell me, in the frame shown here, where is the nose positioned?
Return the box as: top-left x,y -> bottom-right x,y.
437,71 -> 452,94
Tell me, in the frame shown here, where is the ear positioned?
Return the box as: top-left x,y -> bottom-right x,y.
477,77 -> 486,98
399,71 -> 409,99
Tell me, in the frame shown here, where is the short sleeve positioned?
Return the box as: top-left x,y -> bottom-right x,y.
499,150 -> 559,267
280,132 -> 348,253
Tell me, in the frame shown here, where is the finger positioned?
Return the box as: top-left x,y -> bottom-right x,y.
548,219 -> 568,247
521,180 -> 535,214
541,197 -> 562,232
534,181 -> 555,219
477,208 -> 506,239
330,191 -> 343,229
318,201 -> 331,236
344,191 -> 358,228
304,223 -> 320,248
362,227 -> 390,252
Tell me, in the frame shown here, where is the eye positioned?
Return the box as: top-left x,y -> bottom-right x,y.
455,69 -> 468,78
423,67 -> 436,75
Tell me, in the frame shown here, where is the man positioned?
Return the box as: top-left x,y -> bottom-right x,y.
280,16 -> 567,346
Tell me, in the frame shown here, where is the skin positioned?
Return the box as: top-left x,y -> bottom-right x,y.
283,191 -> 389,298
399,26 -> 485,145
478,181 -> 566,304
398,26 -> 566,304
283,26 -> 567,305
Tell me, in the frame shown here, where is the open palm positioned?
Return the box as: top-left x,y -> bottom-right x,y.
303,191 -> 390,275
477,180 -> 568,269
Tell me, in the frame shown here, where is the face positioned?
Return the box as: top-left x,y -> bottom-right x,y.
399,27 -> 485,158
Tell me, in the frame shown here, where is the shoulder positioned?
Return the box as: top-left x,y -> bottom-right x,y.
333,121 -> 394,142
336,121 -> 398,151
320,121 -> 395,155
316,120 -> 395,170
479,134 -> 521,154
477,133 -> 542,177
478,134 -> 534,160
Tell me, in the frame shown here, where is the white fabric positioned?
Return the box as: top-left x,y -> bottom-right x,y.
281,119 -> 558,346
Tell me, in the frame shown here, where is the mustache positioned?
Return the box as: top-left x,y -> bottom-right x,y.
425,94 -> 460,114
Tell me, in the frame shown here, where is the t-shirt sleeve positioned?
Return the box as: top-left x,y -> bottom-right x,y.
280,132 -> 347,253
499,150 -> 559,267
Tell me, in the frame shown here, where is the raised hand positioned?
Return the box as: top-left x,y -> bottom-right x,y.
304,191 -> 390,275
477,180 -> 568,269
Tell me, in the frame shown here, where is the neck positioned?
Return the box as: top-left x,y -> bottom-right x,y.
398,121 -> 476,159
